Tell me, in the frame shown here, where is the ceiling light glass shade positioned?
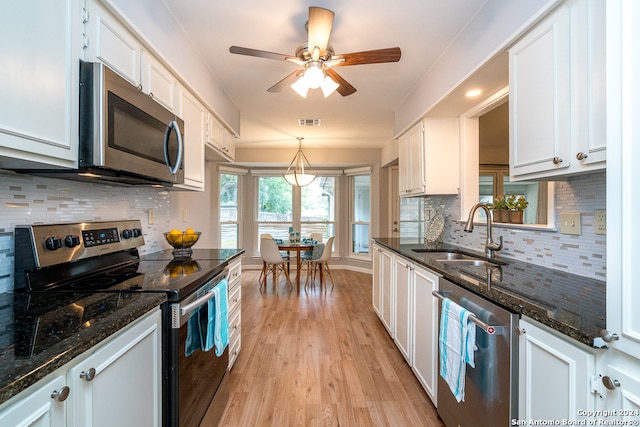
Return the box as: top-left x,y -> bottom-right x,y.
304,63 -> 324,89
291,76 -> 309,98
284,138 -> 316,186
321,75 -> 339,97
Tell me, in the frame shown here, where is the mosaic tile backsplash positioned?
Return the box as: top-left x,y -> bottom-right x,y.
424,172 -> 606,279
0,170 -> 173,294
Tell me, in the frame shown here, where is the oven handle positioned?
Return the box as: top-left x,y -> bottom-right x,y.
432,290 -> 496,335
180,289 -> 216,318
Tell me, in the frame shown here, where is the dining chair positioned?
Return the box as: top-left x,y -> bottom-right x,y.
304,236 -> 335,291
260,238 -> 293,291
259,233 -> 289,283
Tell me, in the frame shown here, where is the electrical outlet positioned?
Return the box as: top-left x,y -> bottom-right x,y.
560,212 -> 581,235
148,208 -> 155,225
182,209 -> 188,223
595,209 -> 606,235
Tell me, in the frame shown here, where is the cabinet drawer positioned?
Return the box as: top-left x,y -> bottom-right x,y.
228,279 -> 241,313
228,303 -> 241,338
228,261 -> 242,285
228,331 -> 241,369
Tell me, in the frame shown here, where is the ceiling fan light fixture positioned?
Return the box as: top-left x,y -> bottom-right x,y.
321,75 -> 339,97
284,137 -> 316,186
291,76 -> 309,98
304,62 -> 325,89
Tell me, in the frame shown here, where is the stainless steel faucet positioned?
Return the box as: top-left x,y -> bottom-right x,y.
464,203 -> 503,258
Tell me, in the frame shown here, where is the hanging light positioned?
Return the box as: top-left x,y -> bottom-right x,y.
284,137 -> 316,186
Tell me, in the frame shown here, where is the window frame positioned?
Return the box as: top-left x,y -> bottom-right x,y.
347,168 -> 372,260
218,168 -> 244,249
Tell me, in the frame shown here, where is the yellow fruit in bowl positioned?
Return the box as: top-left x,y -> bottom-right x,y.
185,228 -> 195,235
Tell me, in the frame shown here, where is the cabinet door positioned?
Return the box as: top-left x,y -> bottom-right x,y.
0,375 -> 66,427
175,84 -> 206,190
411,266 -> 439,405
398,122 -> 425,196
85,0 -> 141,86
603,364 -> 640,415
393,258 -> 412,363
380,248 -> 394,336
141,52 -> 176,112
518,317 -> 595,421
509,5 -> 571,178
69,309 -> 162,427
372,245 -> 382,316
0,0 -> 80,168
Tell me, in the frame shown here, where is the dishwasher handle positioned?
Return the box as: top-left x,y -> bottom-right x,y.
432,290 -> 496,335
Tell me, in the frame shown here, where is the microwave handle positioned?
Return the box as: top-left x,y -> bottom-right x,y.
164,120 -> 183,175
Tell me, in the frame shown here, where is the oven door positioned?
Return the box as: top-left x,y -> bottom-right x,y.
165,272 -> 229,427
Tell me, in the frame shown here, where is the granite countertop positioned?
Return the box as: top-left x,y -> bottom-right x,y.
0,291 -> 166,406
373,237 -> 606,348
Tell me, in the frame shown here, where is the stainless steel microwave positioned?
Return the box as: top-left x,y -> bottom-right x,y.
77,60 -> 184,186
11,61 -> 185,186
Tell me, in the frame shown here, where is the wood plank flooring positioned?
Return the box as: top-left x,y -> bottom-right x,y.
201,269 -> 445,427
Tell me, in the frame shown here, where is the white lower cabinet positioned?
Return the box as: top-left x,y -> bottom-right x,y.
393,257 -> 412,363
518,317 -> 599,422
411,265 -> 439,405
0,375 -> 66,427
227,258 -> 242,369
0,308 -> 162,427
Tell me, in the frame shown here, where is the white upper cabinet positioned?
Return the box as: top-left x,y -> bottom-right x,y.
398,118 -> 459,197
175,83 -> 206,191
84,0 -> 141,87
0,0 -> 82,169
205,114 -> 235,162
141,52 -> 177,112
509,0 -> 606,180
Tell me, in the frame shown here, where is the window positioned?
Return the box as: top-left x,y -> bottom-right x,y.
256,176 -> 293,242
301,177 -> 335,241
219,173 -> 240,249
350,174 -> 370,257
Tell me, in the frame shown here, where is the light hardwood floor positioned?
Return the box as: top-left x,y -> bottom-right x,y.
201,269 -> 445,426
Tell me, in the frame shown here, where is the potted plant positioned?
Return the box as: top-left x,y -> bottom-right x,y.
489,196 -> 509,223
506,195 -> 528,224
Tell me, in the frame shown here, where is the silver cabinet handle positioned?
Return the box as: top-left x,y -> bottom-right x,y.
600,329 -> 619,342
576,152 -> 588,161
80,368 -> 96,382
602,376 -> 621,390
51,386 -> 70,402
552,157 -> 563,165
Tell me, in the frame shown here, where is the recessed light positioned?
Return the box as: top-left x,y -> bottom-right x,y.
466,89 -> 482,97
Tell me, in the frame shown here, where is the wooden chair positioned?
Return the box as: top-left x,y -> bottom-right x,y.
304,236 -> 335,291
260,238 -> 293,291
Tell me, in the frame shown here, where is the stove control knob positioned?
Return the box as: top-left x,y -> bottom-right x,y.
45,237 -> 62,251
122,229 -> 133,239
133,228 -> 142,237
64,235 -> 80,248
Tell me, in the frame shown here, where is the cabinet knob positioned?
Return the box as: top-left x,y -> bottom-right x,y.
552,157 -> 563,165
600,329 -> 619,343
80,368 -> 96,382
149,92 -> 154,99
51,386 -> 70,402
602,376 -> 621,390
137,84 -> 143,92
576,152 -> 588,161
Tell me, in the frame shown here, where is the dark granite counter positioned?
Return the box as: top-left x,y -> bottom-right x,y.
0,291 -> 166,406
373,237 -> 606,348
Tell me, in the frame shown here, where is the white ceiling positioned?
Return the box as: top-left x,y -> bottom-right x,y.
162,0 -> 503,150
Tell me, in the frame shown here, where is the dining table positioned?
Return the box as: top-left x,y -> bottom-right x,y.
278,242 -> 314,292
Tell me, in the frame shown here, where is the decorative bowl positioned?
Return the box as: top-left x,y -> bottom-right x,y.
163,230 -> 201,258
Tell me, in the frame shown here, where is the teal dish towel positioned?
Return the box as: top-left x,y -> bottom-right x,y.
185,308 -> 202,356
439,297 -> 477,402
204,278 -> 229,356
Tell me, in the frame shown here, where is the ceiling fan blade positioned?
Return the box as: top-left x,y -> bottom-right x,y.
267,70 -> 303,93
307,7 -> 334,57
331,47 -> 402,66
326,68 -> 357,96
229,46 -> 300,63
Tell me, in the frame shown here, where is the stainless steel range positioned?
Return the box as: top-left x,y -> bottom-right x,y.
14,220 -> 242,427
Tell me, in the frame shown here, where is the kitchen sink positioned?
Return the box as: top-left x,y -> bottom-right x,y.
412,250 -> 504,267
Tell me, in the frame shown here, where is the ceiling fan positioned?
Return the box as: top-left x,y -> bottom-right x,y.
229,6 -> 401,97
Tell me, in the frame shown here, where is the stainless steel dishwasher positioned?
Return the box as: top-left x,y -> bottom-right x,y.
434,278 -> 518,426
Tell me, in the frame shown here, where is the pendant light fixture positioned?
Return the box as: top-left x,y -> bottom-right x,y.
284,137 -> 316,186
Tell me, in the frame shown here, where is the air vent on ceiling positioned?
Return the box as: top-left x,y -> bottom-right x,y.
298,118 -> 321,127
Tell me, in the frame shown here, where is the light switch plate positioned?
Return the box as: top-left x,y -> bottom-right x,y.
148,208 -> 155,225
560,212 -> 581,235
595,209 -> 606,235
